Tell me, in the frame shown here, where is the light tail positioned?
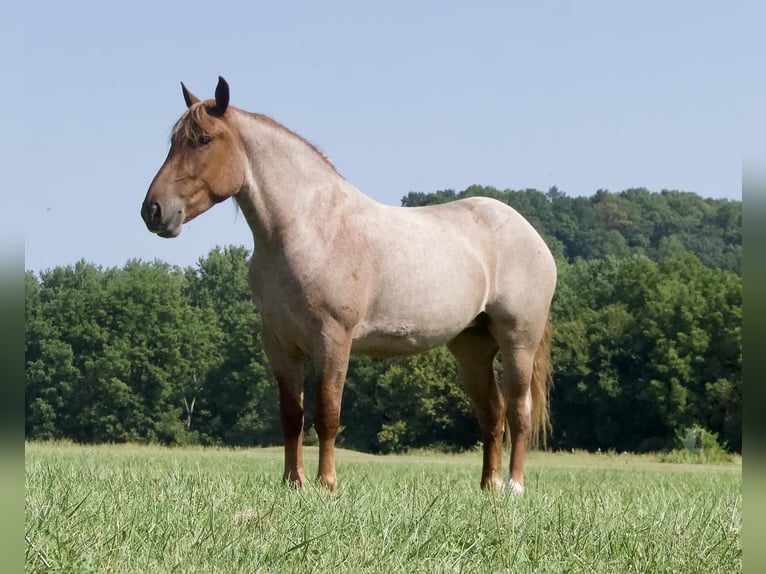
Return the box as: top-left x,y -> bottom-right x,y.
528,318 -> 553,449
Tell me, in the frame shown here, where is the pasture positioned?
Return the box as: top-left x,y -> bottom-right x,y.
25,443 -> 741,573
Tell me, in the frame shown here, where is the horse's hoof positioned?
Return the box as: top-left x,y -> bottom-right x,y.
282,473 -> 307,489
504,478 -> 525,496
316,475 -> 337,491
481,477 -> 505,491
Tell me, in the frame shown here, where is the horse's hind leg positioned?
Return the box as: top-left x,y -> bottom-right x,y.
447,327 -> 504,490
496,341 -> 537,494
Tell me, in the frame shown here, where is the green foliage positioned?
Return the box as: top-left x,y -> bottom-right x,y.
376,420 -> 408,454
343,347 -> 476,453
657,425 -> 733,464
550,254 -> 741,453
25,186 -> 741,453
183,246 -> 280,446
25,259 -> 224,445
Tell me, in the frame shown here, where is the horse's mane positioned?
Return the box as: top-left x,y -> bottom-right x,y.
247,112 -> 336,171
171,103 -> 336,172
171,104 -> 212,146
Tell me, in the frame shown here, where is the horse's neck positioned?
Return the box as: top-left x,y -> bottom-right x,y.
232,111 -> 363,247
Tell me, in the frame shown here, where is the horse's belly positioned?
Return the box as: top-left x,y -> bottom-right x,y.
350,294 -> 484,357
348,249 -> 490,356
349,328 -> 452,358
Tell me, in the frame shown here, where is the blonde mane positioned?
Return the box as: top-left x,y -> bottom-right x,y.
172,103 -> 336,172
171,104 -> 212,146
247,111 -> 336,171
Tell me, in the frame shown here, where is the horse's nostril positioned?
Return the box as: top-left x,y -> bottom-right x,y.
141,201 -> 163,228
149,202 -> 161,224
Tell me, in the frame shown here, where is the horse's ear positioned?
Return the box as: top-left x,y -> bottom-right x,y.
181,82 -> 199,108
214,76 -> 230,115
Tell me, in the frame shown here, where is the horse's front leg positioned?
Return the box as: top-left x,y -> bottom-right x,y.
265,331 -> 307,487
313,333 -> 352,491
278,373 -> 307,487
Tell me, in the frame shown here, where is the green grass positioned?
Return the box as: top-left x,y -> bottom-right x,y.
25,443 -> 741,573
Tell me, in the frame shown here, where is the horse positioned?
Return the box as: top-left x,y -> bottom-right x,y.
141,77 -> 557,494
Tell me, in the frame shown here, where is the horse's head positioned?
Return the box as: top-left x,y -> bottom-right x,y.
141,76 -> 247,238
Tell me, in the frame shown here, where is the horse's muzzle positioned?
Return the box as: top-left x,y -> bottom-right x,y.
141,200 -> 182,238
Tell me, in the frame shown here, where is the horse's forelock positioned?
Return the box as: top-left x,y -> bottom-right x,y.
171,103 -> 212,145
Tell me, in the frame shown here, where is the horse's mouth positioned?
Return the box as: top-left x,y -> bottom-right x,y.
147,219 -> 182,238
157,226 -> 182,238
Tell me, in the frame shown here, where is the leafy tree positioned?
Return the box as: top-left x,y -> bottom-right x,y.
184,246 -> 280,446
25,260 -> 224,444
342,348 -> 476,453
550,254 -> 740,452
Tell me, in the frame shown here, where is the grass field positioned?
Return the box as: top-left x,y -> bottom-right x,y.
25,442 -> 741,573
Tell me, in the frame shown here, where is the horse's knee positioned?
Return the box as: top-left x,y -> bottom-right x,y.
313,406 -> 340,439
278,385 -> 304,438
314,379 -> 344,440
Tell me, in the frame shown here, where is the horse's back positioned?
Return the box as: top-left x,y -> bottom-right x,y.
407,195 -> 555,284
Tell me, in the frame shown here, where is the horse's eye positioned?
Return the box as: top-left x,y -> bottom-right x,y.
193,134 -> 212,148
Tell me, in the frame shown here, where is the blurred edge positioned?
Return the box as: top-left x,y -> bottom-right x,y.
0,241 -> 23,573
743,160 -> 764,573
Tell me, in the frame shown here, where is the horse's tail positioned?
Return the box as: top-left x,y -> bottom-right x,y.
528,318 -> 553,449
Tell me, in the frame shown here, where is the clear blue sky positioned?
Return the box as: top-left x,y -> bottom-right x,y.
11,1 -> 754,273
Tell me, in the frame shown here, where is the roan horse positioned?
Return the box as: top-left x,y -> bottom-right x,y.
141,77 -> 557,494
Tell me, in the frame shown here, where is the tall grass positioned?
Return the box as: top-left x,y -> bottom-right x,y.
25,443 -> 741,573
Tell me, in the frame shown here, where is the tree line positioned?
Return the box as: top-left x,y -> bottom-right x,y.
25,187 -> 741,453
